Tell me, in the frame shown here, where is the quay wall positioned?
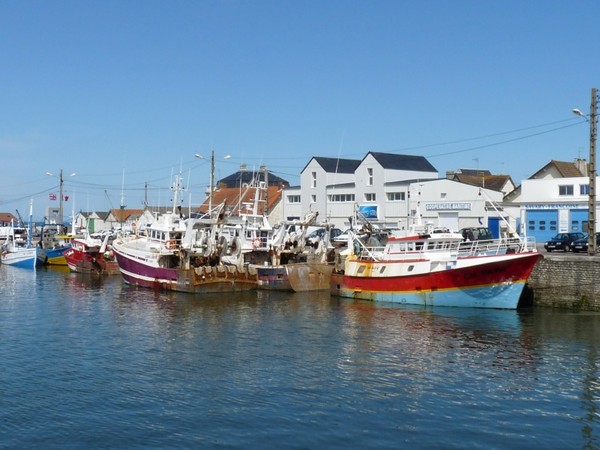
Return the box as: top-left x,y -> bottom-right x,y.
526,254 -> 600,310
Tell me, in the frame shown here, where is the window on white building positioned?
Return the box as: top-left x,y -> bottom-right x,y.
287,195 -> 301,204
311,194 -> 317,203
364,193 -> 376,202
386,192 -> 406,201
327,194 -> 355,202
367,168 -> 373,186
559,185 -> 574,196
311,172 -> 317,188
581,184 -> 590,195
441,193 -> 447,199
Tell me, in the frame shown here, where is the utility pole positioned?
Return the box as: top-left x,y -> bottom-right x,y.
263,165 -> 269,215
209,149 -> 215,213
58,169 -> 64,224
589,88 -> 598,256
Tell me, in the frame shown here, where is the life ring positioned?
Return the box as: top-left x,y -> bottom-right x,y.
165,240 -> 176,250
252,238 -> 261,249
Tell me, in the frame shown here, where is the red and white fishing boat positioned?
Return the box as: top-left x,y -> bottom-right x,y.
63,232 -> 119,275
330,222 -> 541,309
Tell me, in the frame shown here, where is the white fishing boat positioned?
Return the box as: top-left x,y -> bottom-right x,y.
112,175 -> 257,293
0,201 -> 43,270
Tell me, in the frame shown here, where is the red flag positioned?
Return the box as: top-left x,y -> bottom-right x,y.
49,193 -> 57,201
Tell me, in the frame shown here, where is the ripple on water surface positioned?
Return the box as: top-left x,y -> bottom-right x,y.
1,266 -> 600,448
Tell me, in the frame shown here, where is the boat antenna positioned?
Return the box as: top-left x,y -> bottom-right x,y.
120,169 -> 126,229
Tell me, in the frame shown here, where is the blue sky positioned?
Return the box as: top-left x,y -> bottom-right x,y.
1,0 -> 599,220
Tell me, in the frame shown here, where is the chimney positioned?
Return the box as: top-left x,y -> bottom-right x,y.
574,158 -> 588,176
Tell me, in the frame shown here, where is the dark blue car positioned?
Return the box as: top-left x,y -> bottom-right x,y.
544,232 -> 585,252
570,233 -> 600,253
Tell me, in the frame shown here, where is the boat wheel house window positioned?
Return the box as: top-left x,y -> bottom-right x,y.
559,184 -> 574,196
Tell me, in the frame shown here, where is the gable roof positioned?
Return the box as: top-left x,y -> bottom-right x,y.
0,212 -> 18,225
451,173 -> 513,192
197,185 -> 283,216
109,208 -> 145,222
529,160 -> 584,179
366,152 -> 437,173
304,156 -> 361,174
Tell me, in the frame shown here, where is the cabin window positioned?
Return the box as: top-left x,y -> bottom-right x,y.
408,265 -> 415,272
380,266 -> 386,273
357,266 -> 366,274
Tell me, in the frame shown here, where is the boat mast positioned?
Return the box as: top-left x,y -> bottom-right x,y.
28,198 -> 33,247
209,149 -> 214,213
120,169 -> 126,229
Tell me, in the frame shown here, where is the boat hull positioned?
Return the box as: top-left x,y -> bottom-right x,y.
256,263 -> 334,292
286,263 -> 333,292
114,249 -> 257,294
41,246 -> 70,266
256,266 -> 292,291
64,248 -> 120,275
331,252 -> 541,309
1,247 -> 43,269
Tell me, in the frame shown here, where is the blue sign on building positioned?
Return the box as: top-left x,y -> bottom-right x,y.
358,205 -> 378,219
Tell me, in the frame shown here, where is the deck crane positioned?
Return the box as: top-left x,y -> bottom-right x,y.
15,209 -> 24,227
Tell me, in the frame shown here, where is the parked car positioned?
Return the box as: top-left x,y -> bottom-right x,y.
459,227 -> 494,241
570,233 -> 600,253
306,227 -> 342,245
544,232 -> 585,252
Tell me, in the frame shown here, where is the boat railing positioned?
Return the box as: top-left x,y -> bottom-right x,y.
458,236 -> 537,256
358,236 -> 537,261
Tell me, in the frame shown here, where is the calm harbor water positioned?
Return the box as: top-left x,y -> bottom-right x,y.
1,266 -> 600,449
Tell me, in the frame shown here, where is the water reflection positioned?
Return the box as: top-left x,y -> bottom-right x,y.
5,263 -> 600,448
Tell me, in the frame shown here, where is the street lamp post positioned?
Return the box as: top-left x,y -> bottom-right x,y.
194,151 -> 231,214
46,169 -> 76,224
574,88 -> 598,256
